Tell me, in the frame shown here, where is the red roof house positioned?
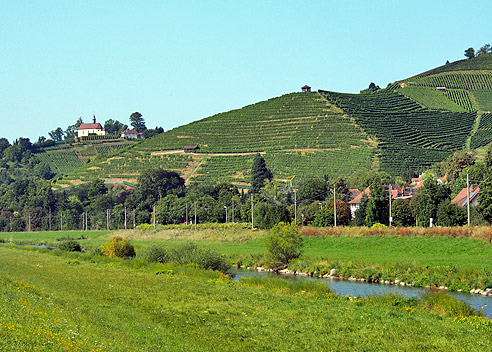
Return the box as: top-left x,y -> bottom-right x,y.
451,186 -> 480,207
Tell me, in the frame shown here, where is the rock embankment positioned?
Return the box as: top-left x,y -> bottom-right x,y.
246,266 -> 492,296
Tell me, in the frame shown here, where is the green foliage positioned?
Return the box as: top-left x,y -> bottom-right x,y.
365,183 -> 389,226
391,198 -> 415,227
422,291 -> 480,317
57,240 -> 82,252
168,242 -> 230,273
101,236 -> 136,258
440,150 -> 475,183
251,153 -> 272,194
264,222 -> 303,267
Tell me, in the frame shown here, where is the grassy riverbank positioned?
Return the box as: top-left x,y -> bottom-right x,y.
2,226 -> 492,291
1,246 -> 491,351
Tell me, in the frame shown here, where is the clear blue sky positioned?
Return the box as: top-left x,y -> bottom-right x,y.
1,1 -> 490,143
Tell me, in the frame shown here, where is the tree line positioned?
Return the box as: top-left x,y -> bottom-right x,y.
2,146 -> 492,232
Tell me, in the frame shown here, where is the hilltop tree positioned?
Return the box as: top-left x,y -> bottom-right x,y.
251,153 -> 272,194
476,44 -> 491,56
49,127 -> 64,142
104,119 -> 128,135
65,117 -> 83,140
130,112 -> 147,133
464,47 -> 475,59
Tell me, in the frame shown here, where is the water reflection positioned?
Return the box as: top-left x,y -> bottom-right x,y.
230,268 -> 491,318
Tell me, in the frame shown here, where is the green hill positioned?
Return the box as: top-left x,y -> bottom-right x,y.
51,53 -> 492,188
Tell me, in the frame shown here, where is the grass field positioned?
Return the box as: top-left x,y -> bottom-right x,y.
1,246 -> 491,351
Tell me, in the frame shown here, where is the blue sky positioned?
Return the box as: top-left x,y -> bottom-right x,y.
1,1 -> 490,143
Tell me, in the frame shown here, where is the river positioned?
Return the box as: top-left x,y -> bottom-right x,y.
230,268 -> 491,318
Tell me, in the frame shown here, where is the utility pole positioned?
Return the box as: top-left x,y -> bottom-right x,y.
294,191 -> 297,225
224,206 -> 228,223
153,205 -> 156,230
107,209 -> 110,230
194,202 -> 197,230
133,210 -> 136,228
124,207 -> 127,230
28,214 -> 31,232
251,194 -> 254,229
467,170 -> 471,226
186,204 -> 189,225
60,212 -> 63,231
389,184 -> 392,227
333,186 -> 337,227
49,209 -> 52,231
232,199 -> 235,224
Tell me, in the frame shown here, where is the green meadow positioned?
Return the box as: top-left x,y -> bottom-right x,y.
1,245 -> 492,351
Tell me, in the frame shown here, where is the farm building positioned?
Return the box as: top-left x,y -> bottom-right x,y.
121,129 -> 142,139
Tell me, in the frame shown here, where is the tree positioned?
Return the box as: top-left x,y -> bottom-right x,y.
365,183 -> 389,226
368,82 -> 380,91
298,178 -> 327,205
391,198 -> 414,227
464,47 -> 475,59
313,200 -> 350,227
65,117 -> 83,140
129,112 -> 147,133
440,150 -> 475,183
264,222 -> 303,268
436,199 -> 467,226
413,176 -> 449,227
142,126 -> 164,139
251,153 -> 272,194
478,169 -> 492,224
104,119 -> 128,135
352,193 -> 369,226
485,143 -> 492,168
128,168 -> 185,214
49,127 -> 65,142
476,44 -> 491,56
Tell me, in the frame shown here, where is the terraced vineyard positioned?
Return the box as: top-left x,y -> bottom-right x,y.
470,113 -> 492,149
54,53 -> 492,187
71,92 -> 375,185
320,89 -> 475,175
35,150 -> 84,175
407,71 -> 492,91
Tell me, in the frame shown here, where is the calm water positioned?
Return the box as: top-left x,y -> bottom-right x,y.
230,268 -> 491,318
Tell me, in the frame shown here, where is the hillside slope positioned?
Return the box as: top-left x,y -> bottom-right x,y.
61,92 -> 375,187
55,53 -> 492,187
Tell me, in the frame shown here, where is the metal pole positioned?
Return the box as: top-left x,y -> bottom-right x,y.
333,186 -> 337,227
124,207 -> 127,230
389,184 -> 392,227
194,202 -> 197,230
467,171 -> 471,226
251,194 -> 254,229
153,205 -> 156,229
224,206 -> 228,223
294,191 -> 297,225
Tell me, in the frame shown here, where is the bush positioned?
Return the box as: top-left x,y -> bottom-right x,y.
101,237 -> 136,259
264,222 -> 303,268
58,240 -> 82,252
170,242 -> 230,273
144,245 -> 170,263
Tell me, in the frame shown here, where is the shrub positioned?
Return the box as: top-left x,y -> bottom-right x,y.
143,245 -> 170,263
58,240 -> 82,252
169,242 -> 230,273
264,222 -> 303,268
101,237 -> 136,259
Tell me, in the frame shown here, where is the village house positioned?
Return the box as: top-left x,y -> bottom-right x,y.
301,85 -> 311,92
348,185 -> 416,217
451,186 -> 480,207
121,129 -> 142,139
77,115 -> 106,138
